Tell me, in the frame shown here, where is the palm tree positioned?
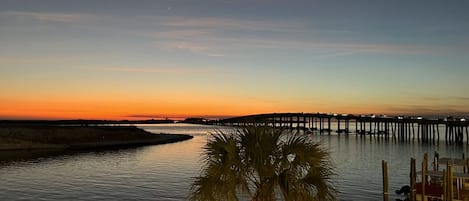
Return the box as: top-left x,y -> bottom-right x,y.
190,126 -> 336,201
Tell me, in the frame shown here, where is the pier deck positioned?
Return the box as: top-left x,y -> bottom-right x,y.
218,113 -> 469,144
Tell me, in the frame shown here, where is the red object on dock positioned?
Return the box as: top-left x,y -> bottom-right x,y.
416,182 -> 444,198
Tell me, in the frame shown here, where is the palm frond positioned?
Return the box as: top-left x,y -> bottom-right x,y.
189,126 -> 336,201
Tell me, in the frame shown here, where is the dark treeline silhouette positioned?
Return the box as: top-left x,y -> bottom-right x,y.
0,119 -> 175,126
180,118 -> 217,125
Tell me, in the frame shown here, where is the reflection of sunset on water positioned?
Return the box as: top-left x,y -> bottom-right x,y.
1,0 -> 469,200
2,124 -> 467,200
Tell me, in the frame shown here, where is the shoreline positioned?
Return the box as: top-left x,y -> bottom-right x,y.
68,134 -> 194,149
0,125 -> 193,151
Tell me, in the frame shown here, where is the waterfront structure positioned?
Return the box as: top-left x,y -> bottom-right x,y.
384,153 -> 469,201
218,113 -> 469,144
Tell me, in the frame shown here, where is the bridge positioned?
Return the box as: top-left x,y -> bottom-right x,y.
217,113 -> 469,144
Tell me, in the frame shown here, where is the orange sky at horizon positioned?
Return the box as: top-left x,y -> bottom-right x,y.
2,1 -> 469,120
2,96 -> 461,120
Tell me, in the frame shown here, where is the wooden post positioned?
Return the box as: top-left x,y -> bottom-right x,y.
386,122 -> 392,138
450,125 -> 453,144
421,153 -> 428,201
404,123 -> 407,141
392,122 -> 396,140
432,124 -> 436,144
466,126 -> 469,144
361,120 -> 364,135
428,124 -> 431,143
272,116 -> 276,128
319,118 -> 323,134
346,119 -> 349,135
363,120 -> 366,136
417,123 -> 421,143
399,122 -> 403,141
446,124 -> 449,143
355,119 -> 359,134
338,118 -> 341,135
424,153 -> 428,168
375,121 -> 378,137
385,122 -> 389,140
448,163 -> 454,201
410,158 -> 416,201
466,159 -> 469,174
421,160 -> 426,201
302,115 -> 306,130
443,169 -> 447,200
459,126 -> 464,144
407,123 -> 414,141
426,123 -> 432,143
423,124 -> 426,143
424,123 -> 427,142
311,116 -> 314,129
382,160 -> 389,201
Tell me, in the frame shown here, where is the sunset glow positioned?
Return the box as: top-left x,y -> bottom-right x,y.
1,0 -> 469,120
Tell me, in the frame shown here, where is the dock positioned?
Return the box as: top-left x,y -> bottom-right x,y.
383,153 -> 469,201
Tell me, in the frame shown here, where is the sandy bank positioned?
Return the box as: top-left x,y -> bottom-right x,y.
0,125 -> 193,151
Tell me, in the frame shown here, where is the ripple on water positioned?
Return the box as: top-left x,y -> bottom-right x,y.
1,124 -> 469,200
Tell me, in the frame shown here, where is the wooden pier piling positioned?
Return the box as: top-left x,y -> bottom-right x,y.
382,160 -> 389,201
410,158 -> 416,201
218,113 -> 469,145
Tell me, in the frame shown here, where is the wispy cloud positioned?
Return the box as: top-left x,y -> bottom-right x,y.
413,95 -> 469,102
160,16 -> 303,33
384,104 -> 469,117
223,37 -> 429,54
1,11 -> 439,57
168,41 -> 225,57
99,67 -> 212,74
2,11 -> 92,22
147,16 -> 433,57
154,29 -> 212,38
452,96 -> 469,101
148,16 -> 308,56
156,32 -> 431,58
0,55 -> 89,66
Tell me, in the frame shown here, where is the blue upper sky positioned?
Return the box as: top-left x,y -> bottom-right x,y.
1,0 -> 468,119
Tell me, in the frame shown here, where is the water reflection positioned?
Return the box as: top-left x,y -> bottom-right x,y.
0,146 -> 146,166
1,124 -> 469,200
315,134 -> 469,200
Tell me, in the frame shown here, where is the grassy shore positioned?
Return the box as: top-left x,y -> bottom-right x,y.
0,125 -> 193,151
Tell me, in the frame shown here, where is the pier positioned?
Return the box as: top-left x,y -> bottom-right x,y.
217,113 -> 469,144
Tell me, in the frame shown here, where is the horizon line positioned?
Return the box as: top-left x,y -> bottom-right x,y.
1,111 -> 468,122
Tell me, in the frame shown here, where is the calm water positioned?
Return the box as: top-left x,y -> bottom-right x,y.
1,123 -> 468,200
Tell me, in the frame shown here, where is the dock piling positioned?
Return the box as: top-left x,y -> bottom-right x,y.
382,160 -> 389,201
219,113 -> 469,144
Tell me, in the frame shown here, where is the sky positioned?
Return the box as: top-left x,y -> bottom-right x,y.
1,0 -> 469,120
